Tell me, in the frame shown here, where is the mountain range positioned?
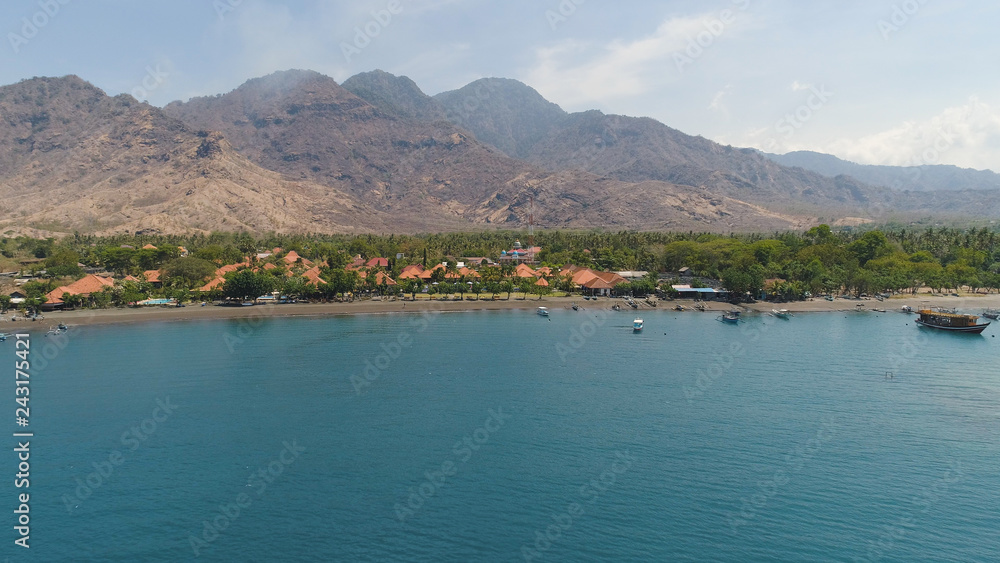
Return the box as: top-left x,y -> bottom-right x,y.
1,69 -> 998,237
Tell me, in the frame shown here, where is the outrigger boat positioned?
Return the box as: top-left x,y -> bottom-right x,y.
536,307 -> 549,317
770,309 -> 791,319
571,303 -> 579,311
915,309 -> 990,334
718,312 -> 740,324
982,308 -> 999,320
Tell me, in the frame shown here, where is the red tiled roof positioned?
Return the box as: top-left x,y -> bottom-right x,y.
302,266 -> 327,286
64,274 -> 115,295
215,262 -> 250,277
359,270 -> 397,285
143,270 -> 161,283
516,263 -> 538,278
365,257 -> 389,268
283,251 -> 313,266
142,244 -> 157,249
199,277 -> 226,292
45,286 -> 73,304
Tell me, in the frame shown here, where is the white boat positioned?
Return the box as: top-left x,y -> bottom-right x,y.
770,309 -> 791,319
633,318 -> 643,331
537,307 -> 549,316
901,305 -> 913,313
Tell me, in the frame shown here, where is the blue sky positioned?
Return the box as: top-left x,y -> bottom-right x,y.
3,0 -> 999,172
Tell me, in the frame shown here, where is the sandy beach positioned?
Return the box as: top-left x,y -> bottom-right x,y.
7,292 -> 1000,329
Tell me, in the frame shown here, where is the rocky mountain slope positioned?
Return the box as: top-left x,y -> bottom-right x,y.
766,150 -> 1000,192
0,73 -> 806,236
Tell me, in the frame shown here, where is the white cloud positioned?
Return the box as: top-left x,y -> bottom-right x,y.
522,12 -> 745,110
708,84 -> 732,114
822,97 -> 1000,171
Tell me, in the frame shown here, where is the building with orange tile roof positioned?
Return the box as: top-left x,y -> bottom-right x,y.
398,265 -> 425,279
142,244 -> 158,250
199,277 -> 226,292
143,270 -> 162,287
64,274 -> 115,295
358,270 -> 397,286
365,257 -> 389,268
283,250 -> 313,266
301,266 -> 327,286
515,263 -> 538,278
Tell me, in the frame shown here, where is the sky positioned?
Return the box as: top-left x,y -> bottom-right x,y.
2,0 -> 999,172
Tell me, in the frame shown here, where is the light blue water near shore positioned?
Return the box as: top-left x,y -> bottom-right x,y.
12,308 -> 1000,562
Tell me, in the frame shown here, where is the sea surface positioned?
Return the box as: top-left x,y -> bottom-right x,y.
11,306 -> 1000,562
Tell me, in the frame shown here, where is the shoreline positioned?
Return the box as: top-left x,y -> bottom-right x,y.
8,294 -> 1000,329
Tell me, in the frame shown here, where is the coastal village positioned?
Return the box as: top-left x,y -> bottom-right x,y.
4,240 -> 687,315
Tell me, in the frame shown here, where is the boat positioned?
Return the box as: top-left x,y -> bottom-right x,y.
633,318 -> 643,332
537,307 -> 549,317
872,308 -> 886,313
571,303 -> 579,311
612,304 -> 621,311
825,295 -> 835,301
915,309 -> 990,334
982,308 -> 999,320
675,305 -> 685,311
901,305 -> 913,313
694,303 -> 706,311
718,313 -> 740,324
770,309 -> 791,319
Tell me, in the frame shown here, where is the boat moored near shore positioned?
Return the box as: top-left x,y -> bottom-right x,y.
915,309 -> 990,334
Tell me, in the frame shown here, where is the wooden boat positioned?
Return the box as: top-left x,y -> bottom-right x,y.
982,308 -> 999,320
915,309 -> 990,334
718,313 -> 740,324
633,318 -> 643,332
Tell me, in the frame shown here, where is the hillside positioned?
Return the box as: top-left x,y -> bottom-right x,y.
766,150 -> 1000,192
434,78 -> 568,159
0,76 -> 386,236
0,73 -> 806,236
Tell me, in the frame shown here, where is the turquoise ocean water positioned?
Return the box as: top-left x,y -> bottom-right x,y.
10,307 -> 1000,561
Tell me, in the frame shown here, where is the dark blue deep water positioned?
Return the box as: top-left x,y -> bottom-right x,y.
9,308 -> 1000,561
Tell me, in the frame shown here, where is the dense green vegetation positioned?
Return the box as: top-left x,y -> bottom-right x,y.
3,225 -> 1000,311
